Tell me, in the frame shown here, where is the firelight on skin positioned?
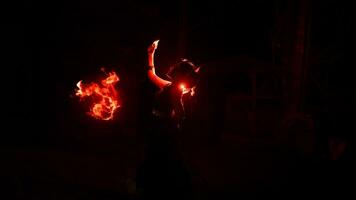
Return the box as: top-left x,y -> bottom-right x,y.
75,71 -> 120,120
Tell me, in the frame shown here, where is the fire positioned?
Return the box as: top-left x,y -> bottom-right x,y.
179,83 -> 196,96
180,83 -> 186,91
179,83 -> 190,95
75,70 -> 120,120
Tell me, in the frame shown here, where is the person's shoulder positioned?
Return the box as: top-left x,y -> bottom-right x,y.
163,83 -> 172,89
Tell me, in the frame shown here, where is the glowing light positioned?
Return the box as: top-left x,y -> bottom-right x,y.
153,40 -> 159,47
179,83 -> 190,95
75,70 -> 120,120
180,83 -> 186,91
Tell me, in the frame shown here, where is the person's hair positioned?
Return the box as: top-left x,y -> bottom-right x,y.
166,59 -> 199,86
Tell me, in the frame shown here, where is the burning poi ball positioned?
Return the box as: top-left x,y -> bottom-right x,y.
75,69 -> 120,120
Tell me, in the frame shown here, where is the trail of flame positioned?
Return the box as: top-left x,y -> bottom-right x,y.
75,71 -> 120,120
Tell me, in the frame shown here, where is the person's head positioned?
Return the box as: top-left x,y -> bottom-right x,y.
166,59 -> 200,89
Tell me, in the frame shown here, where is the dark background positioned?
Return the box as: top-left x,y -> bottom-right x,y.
3,0 -> 355,199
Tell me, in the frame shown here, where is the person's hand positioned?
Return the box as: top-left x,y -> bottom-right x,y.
147,40 -> 159,54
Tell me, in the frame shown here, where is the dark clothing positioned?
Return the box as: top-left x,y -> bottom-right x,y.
152,83 -> 175,119
137,79 -> 193,200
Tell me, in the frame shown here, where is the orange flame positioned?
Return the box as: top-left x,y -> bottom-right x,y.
179,83 -> 191,95
179,83 -> 186,91
75,71 -> 120,120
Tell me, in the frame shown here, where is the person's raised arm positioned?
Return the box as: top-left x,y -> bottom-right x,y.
147,40 -> 171,89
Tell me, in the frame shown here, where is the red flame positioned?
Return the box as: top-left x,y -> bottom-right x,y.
179,82 -> 196,96
180,83 -> 186,91
75,71 -> 120,120
179,83 -> 191,95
